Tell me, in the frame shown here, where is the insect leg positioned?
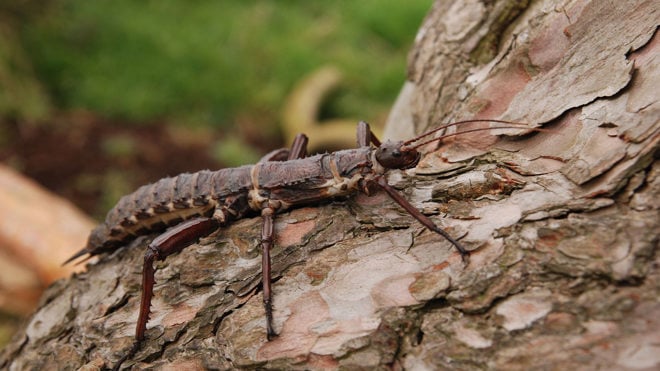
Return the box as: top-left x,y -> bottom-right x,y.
256,134 -> 309,341
373,176 -> 470,263
260,206 -> 277,339
287,133 -> 308,160
113,217 -> 219,369
259,133 -> 309,162
357,120 -> 381,147
136,217 -> 219,340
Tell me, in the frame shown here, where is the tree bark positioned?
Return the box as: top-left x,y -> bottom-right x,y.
2,0 -> 658,370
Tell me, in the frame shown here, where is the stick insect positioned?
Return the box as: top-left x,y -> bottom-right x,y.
65,119 -> 536,368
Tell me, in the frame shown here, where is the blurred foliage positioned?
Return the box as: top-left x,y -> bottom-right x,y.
17,0 -> 432,130
211,136 -> 261,168
0,21 -> 50,122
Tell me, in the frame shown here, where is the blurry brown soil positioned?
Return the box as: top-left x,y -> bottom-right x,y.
0,112 -> 239,221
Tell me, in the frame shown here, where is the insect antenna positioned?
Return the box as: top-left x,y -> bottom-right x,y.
402,119 -> 539,150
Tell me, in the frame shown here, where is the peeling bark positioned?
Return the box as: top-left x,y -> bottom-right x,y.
2,0 -> 659,370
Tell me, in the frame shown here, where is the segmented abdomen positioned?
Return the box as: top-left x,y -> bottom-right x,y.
81,167 -> 254,257
72,147 -> 373,262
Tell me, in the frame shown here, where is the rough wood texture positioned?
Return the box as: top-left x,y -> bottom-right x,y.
2,0 -> 658,369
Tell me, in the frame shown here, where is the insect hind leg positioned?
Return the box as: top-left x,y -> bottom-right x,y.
115,217 -> 219,370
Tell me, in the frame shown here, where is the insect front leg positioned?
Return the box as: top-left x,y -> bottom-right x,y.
368,176 -> 470,263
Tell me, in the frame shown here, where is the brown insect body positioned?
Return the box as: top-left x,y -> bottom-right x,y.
69,167 -> 249,261
66,119 -> 534,369
68,147 -> 382,262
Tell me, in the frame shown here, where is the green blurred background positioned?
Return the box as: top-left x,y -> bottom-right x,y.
0,0 -> 432,219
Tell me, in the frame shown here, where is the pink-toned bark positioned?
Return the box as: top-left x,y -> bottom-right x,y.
2,1 -> 658,369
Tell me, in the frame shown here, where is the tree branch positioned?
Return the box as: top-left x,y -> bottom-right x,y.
2,0 -> 658,369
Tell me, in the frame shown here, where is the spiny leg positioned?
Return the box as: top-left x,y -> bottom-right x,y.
373,176 -> 470,263
114,217 -> 219,370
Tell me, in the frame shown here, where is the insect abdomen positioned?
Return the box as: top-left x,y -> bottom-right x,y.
82,167 -> 255,253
